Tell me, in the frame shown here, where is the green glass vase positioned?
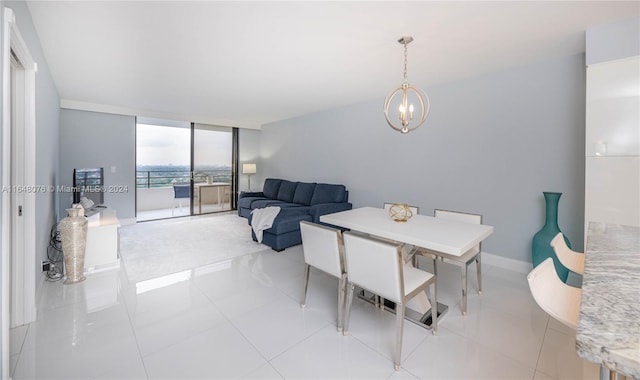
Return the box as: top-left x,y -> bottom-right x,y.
531,192 -> 570,283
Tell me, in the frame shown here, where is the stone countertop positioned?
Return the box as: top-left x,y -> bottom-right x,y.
576,222 -> 640,378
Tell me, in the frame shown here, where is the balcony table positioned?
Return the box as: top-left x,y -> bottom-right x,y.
576,222 -> 640,380
194,182 -> 230,213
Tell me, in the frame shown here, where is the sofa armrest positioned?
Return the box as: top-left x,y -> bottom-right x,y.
239,191 -> 264,199
309,202 -> 353,224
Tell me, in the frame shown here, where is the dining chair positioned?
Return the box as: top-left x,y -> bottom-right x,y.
342,231 -> 437,371
299,221 -> 347,332
377,203 -> 420,309
172,183 -> 190,216
415,209 -> 482,315
550,232 -> 585,275
527,257 -> 581,329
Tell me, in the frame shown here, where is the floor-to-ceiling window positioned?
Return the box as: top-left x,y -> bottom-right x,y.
191,123 -> 234,216
135,118 -> 237,221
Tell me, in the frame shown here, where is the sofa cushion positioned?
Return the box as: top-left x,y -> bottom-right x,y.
250,199 -> 289,209
267,210 -> 312,234
310,183 -> 347,205
277,180 -> 297,202
263,178 -> 282,199
292,182 -> 316,206
238,196 -> 267,210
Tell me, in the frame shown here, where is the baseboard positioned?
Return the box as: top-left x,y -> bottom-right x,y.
119,217 -> 136,226
35,271 -> 50,309
481,251 -> 532,274
84,259 -> 121,275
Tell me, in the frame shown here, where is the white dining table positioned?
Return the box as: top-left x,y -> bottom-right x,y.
320,207 -> 494,325
320,207 -> 494,256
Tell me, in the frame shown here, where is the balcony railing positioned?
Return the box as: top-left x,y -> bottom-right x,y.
136,169 -> 232,188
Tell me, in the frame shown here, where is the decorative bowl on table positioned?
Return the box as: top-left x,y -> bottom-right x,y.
388,203 -> 413,222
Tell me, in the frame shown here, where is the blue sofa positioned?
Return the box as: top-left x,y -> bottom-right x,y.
238,178 -> 352,251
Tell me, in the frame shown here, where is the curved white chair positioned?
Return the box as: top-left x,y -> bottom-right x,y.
342,232 -> 437,371
550,232 -> 585,275
527,257 -> 581,330
300,221 -> 347,332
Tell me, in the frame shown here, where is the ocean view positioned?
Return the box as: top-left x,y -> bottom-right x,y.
136,164 -> 232,188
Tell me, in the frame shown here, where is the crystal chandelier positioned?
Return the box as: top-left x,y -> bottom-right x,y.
384,36 -> 430,134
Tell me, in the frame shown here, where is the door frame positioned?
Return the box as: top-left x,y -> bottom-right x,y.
2,7 -> 37,377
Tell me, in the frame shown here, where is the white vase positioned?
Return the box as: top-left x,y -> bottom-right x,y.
59,207 -> 88,284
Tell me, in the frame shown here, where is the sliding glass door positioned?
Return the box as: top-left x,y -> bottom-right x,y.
191,124 -> 234,215
135,118 -> 237,221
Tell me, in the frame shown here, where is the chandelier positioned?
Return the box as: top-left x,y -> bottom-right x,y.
383,36 -> 430,134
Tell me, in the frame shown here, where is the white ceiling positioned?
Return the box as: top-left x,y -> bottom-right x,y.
26,1 -> 639,129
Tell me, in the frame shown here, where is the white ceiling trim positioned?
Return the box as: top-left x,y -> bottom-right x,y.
59,99 -> 262,130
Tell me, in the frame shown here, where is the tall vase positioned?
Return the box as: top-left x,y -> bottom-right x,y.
532,192 -> 570,282
59,207 -> 88,284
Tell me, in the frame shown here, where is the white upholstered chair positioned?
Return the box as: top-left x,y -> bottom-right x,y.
342,232 -> 437,371
527,257 -> 581,329
550,232 -> 585,275
379,203 -> 421,308
414,209 -> 482,315
299,221 -> 347,332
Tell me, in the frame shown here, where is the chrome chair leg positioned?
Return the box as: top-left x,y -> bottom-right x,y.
432,255 -> 438,277
337,273 -> 347,332
476,253 -> 483,295
300,264 -> 311,308
343,283 -> 355,336
461,264 -> 468,315
429,281 -> 438,335
394,302 -> 405,371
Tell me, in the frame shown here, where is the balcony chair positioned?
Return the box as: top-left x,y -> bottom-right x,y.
527,257 -> 581,330
342,232 -> 437,371
299,221 -> 347,332
172,183 -> 190,216
414,209 -> 482,315
550,232 -> 585,275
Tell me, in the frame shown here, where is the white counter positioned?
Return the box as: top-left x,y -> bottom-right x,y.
576,222 -> 640,379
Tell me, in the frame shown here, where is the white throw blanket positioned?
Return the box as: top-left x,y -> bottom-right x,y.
250,206 -> 281,243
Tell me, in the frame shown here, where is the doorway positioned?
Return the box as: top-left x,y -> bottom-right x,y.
135,118 -> 237,221
2,7 -> 38,379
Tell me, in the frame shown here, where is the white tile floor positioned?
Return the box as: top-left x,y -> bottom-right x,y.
136,203 -> 232,222
10,216 -> 600,379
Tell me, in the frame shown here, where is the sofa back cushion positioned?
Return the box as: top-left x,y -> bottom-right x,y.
292,182 -> 316,206
310,183 -> 347,205
277,180 -> 298,202
263,178 -> 282,199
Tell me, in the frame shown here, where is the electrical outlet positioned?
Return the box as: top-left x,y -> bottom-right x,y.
42,261 -> 51,272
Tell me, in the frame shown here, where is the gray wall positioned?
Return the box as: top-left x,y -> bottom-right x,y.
586,17 -> 640,65
238,128 -> 261,192
59,109 -> 136,220
260,53 -> 586,263
6,0 -> 60,284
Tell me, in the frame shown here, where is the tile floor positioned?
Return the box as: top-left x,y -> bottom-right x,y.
10,218 -> 600,379
136,203 -> 232,222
